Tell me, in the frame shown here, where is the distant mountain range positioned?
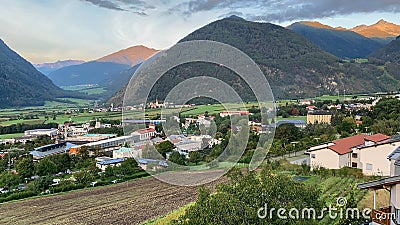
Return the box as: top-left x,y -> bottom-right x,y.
351,19 -> 400,38
45,45 -> 158,99
0,39 -> 85,108
287,20 -> 400,59
34,60 -> 85,75
108,16 -> 400,106
287,22 -> 383,59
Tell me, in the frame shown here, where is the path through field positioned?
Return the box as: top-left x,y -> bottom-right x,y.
0,175 -> 225,225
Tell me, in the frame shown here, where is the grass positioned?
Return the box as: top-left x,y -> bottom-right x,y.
143,203 -> 193,225
0,111 -> 122,127
0,133 -> 24,139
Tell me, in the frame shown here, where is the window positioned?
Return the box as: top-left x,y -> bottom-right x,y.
311,154 -> 316,159
352,162 -> 358,168
393,206 -> 400,224
366,163 -> 373,170
352,153 -> 358,158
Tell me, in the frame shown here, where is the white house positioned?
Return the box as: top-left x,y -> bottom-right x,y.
24,128 -> 58,138
358,146 -> 400,225
307,134 -> 400,175
131,128 -> 156,141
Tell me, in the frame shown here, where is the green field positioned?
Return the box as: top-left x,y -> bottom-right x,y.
0,111 -> 123,126
0,133 -> 24,139
62,85 -> 106,95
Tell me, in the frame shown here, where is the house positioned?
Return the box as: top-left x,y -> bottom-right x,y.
113,147 -> 140,159
300,100 -> 312,105
24,128 -> 58,138
307,110 -> 332,124
131,128 -> 156,141
137,158 -> 168,171
307,134 -> 400,175
219,111 -> 249,117
69,136 -> 134,154
96,158 -> 126,172
358,146 -> 400,225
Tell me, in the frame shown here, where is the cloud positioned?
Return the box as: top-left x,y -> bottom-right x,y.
81,0 -> 154,15
181,0 -> 400,22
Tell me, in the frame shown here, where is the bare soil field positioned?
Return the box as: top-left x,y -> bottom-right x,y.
0,175 -> 226,225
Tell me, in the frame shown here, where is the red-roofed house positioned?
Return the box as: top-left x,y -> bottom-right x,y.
307,134 -> 400,175
132,128 -> 156,141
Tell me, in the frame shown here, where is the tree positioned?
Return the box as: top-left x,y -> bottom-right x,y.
169,152 -> 186,166
28,175 -> 53,193
74,171 -> 94,185
188,151 -> 202,165
155,141 -> 175,158
36,158 -> 57,176
0,172 -> 21,189
275,123 -> 301,143
17,158 -> 34,179
172,167 -> 322,225
337,117 -> 356,134
117,158 -> 139,176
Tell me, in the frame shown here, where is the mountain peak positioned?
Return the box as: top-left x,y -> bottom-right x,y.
350,19 -> 400,38
97,45 -> 159,66
227,15 -> 245,20
376,19 -> 389,25
298,21 -> 333,29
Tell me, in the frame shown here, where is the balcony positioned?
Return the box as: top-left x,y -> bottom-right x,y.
372,207 -> 392,225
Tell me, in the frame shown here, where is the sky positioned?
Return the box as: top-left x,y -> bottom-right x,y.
1,0 -> 400,64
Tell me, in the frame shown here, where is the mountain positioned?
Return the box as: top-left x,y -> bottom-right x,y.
369,36 -> 400,80
97,45 -> 158,66
350,19 -> 400,38
47,61 -> 130,86
288,21 -> 383,59
46,46 -> 157,98
108,17 -> 399,106
0,39 -> 84,108
34,60 -> 85,75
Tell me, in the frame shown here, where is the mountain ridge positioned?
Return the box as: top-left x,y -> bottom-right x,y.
0,39 -> 85,108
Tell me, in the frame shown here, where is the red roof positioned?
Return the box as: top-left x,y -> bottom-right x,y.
136,128 -> 155,134
365,134 -> 390,143
328,134 -> 368,155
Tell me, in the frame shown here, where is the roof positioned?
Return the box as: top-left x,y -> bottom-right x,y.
84,134 -> 115,137
97,158 -> 126,165
30,142 -> 76,158
365,134 -> 390,143
137,158 -> 168,167
307,110 -> 332,115
328,134 -> 368,155
388,146 -> 400,160
114,147 -> 134,154
358,175 -> 400,189
135,128 -> 156,134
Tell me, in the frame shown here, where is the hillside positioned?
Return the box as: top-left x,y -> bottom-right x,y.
0,39 -> 84,108
288,22 -> 383,59
351,20 -> 400,38
97,45 -> 158,66
47,61 -> 130,86
108,17 -> 399,106
34,60 -> 85,75
369,37 -> 400,80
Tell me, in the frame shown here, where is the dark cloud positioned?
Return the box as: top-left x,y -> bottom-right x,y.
183,0 -> 400,22
81,0 -> 153,15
